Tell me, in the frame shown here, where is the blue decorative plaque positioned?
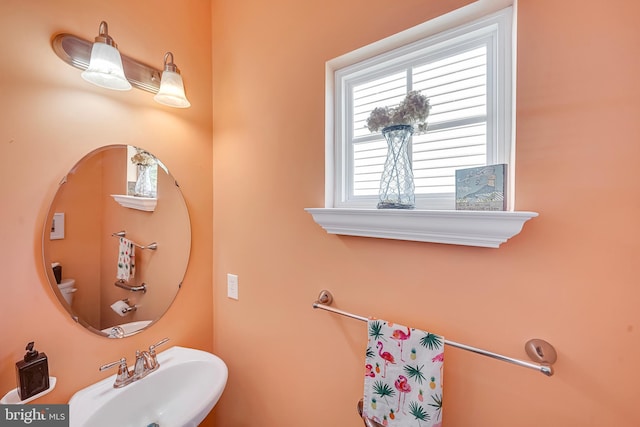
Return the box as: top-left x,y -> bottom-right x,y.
455,164 -> 507,211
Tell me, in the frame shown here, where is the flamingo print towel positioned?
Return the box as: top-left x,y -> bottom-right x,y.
116,237 -> 135,281
363,319 -> 444,427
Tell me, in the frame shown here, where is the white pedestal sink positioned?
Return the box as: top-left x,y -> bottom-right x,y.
69,346 -> 228,427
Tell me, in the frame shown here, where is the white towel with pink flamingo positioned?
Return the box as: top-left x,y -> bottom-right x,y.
363,319 -> 444,427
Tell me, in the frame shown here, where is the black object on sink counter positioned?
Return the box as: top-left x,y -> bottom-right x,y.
15,341 -> 49,400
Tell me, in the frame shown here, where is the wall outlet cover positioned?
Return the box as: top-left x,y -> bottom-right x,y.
227,274 -> 239,300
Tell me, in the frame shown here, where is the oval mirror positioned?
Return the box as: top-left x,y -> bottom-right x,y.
42,145 -> 191,338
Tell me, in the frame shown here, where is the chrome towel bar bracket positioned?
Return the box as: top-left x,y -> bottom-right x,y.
312,289 -> 557,376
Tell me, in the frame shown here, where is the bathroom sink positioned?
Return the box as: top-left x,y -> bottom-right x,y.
101,320 -> 153,337
69,346 -> 228,427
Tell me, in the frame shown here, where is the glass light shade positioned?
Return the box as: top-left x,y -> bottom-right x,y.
81,42 -> 132,91
154,70 -> 191,108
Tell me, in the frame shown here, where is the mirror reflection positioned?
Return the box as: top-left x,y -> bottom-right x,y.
43,145 -> 191,337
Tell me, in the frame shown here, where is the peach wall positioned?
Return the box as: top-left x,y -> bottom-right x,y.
2,0 -> 639,426
212,1 -> 640,427
0,1 -> 214,424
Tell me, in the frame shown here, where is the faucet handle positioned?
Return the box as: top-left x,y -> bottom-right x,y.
99,357 -> 127,372
149,337 -> 170,353
99,357 -> 131,388
148,338 -> 169,367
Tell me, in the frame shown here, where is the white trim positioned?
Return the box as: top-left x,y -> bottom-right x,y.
508,0 -> 518,210
325,61 -> 337,207
305,208 -> 537,248
111,194 -> 157,212
326,0 -> 513,71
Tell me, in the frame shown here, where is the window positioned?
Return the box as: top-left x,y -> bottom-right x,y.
308,3 -> 536,247
332,7 -> 514,210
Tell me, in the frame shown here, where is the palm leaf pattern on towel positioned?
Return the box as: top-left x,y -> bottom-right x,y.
429,393 -> 443,420
369,320 -> 385,341
409,401 -> 431,426
420,333 -> 443,350
404,364 -> 426,384
372,380 -> 395,405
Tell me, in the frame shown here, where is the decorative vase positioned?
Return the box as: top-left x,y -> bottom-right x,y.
134,164 -> 154,197
377,124 -> 415,209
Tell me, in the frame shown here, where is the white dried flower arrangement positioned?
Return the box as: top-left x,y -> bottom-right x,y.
365,90 -> 431,134
130,149 -> 156,166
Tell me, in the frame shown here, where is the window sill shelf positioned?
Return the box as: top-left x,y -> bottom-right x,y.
111,194 -> 157,212
305,208 -> 538,248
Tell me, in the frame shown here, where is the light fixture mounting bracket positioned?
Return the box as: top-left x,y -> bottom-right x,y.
52,33 -> 162,94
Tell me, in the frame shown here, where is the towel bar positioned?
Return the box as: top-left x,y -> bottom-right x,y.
114,280 -> 147,293
111,231 -> 158,250
312,290 -> 557,376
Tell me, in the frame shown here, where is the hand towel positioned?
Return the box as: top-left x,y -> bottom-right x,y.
116,237 -> 135,281
363,319 -> 444,427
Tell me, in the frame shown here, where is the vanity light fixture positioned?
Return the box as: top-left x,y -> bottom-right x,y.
52,21 -> 191,108
81,21 -> 131,91
154,52 -> 191,108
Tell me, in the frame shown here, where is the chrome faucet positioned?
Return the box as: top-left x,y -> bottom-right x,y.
99,338 -> 170,388
133,350 -> 153,379
107,326 -> 125,338
99,358 -> 133,388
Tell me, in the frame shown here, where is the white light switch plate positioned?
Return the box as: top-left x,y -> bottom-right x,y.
227,274 -> 239,300
50,213 -> 65,240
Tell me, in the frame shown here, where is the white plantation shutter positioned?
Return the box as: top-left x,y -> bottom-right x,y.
335,8 -> 512,209
352,71 -> 408,195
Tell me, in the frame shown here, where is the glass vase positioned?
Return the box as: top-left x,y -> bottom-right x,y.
134,164 -> 154,197
377,124 -> 415,209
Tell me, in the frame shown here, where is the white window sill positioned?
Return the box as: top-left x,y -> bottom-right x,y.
305,208 -> 538,248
